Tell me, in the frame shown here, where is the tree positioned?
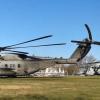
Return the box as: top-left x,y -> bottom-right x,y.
64,64 -> 79,75
80,54 -> 96,64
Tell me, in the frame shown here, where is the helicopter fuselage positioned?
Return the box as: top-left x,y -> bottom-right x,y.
0,57 -> 57,76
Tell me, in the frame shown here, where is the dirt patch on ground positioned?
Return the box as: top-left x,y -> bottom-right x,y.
0,85 -> 31,90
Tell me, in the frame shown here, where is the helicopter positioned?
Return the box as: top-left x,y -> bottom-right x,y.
0,24 -> 100,77
80,61 -> 100,76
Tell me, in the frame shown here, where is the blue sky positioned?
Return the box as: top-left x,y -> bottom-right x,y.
0,0 -> 100,59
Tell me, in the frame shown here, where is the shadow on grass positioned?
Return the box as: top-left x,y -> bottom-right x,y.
74,94 -> 92,100
0,94 -> 49,100
74,97 -> 86,100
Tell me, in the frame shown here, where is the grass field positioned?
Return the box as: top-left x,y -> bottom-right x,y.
0,76 -> 100,100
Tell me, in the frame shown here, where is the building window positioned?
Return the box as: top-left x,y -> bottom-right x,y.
18,64 -> 21,68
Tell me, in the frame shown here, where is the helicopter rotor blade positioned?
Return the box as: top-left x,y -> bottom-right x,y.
4,35 -> 52,48
71,40 -> 89,44
91,41 -> 100,45
4,50 -> 28,54
71,40 -> 100,46
7,43 -> 66,49
85,24 -> 92,41
1,52 -> 27,55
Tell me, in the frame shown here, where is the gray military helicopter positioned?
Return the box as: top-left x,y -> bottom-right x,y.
0,24 -> 100,77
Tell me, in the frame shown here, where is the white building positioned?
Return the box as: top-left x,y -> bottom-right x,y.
33,64 -> 65,77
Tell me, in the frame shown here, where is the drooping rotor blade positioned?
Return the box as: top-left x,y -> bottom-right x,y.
7,43 -> 66,49
4,50 -> 28,54
1,52 -> 27,55
2,52 -> 27,57
3,52 -> 42,60
85,24 -> 92,41
5,35 -> 53,48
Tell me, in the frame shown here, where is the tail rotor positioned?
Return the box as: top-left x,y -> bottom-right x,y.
71,24 -> 100,46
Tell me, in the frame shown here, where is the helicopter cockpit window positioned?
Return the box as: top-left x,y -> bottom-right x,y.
18,64 -> 21,68
5,64 -> 8,68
